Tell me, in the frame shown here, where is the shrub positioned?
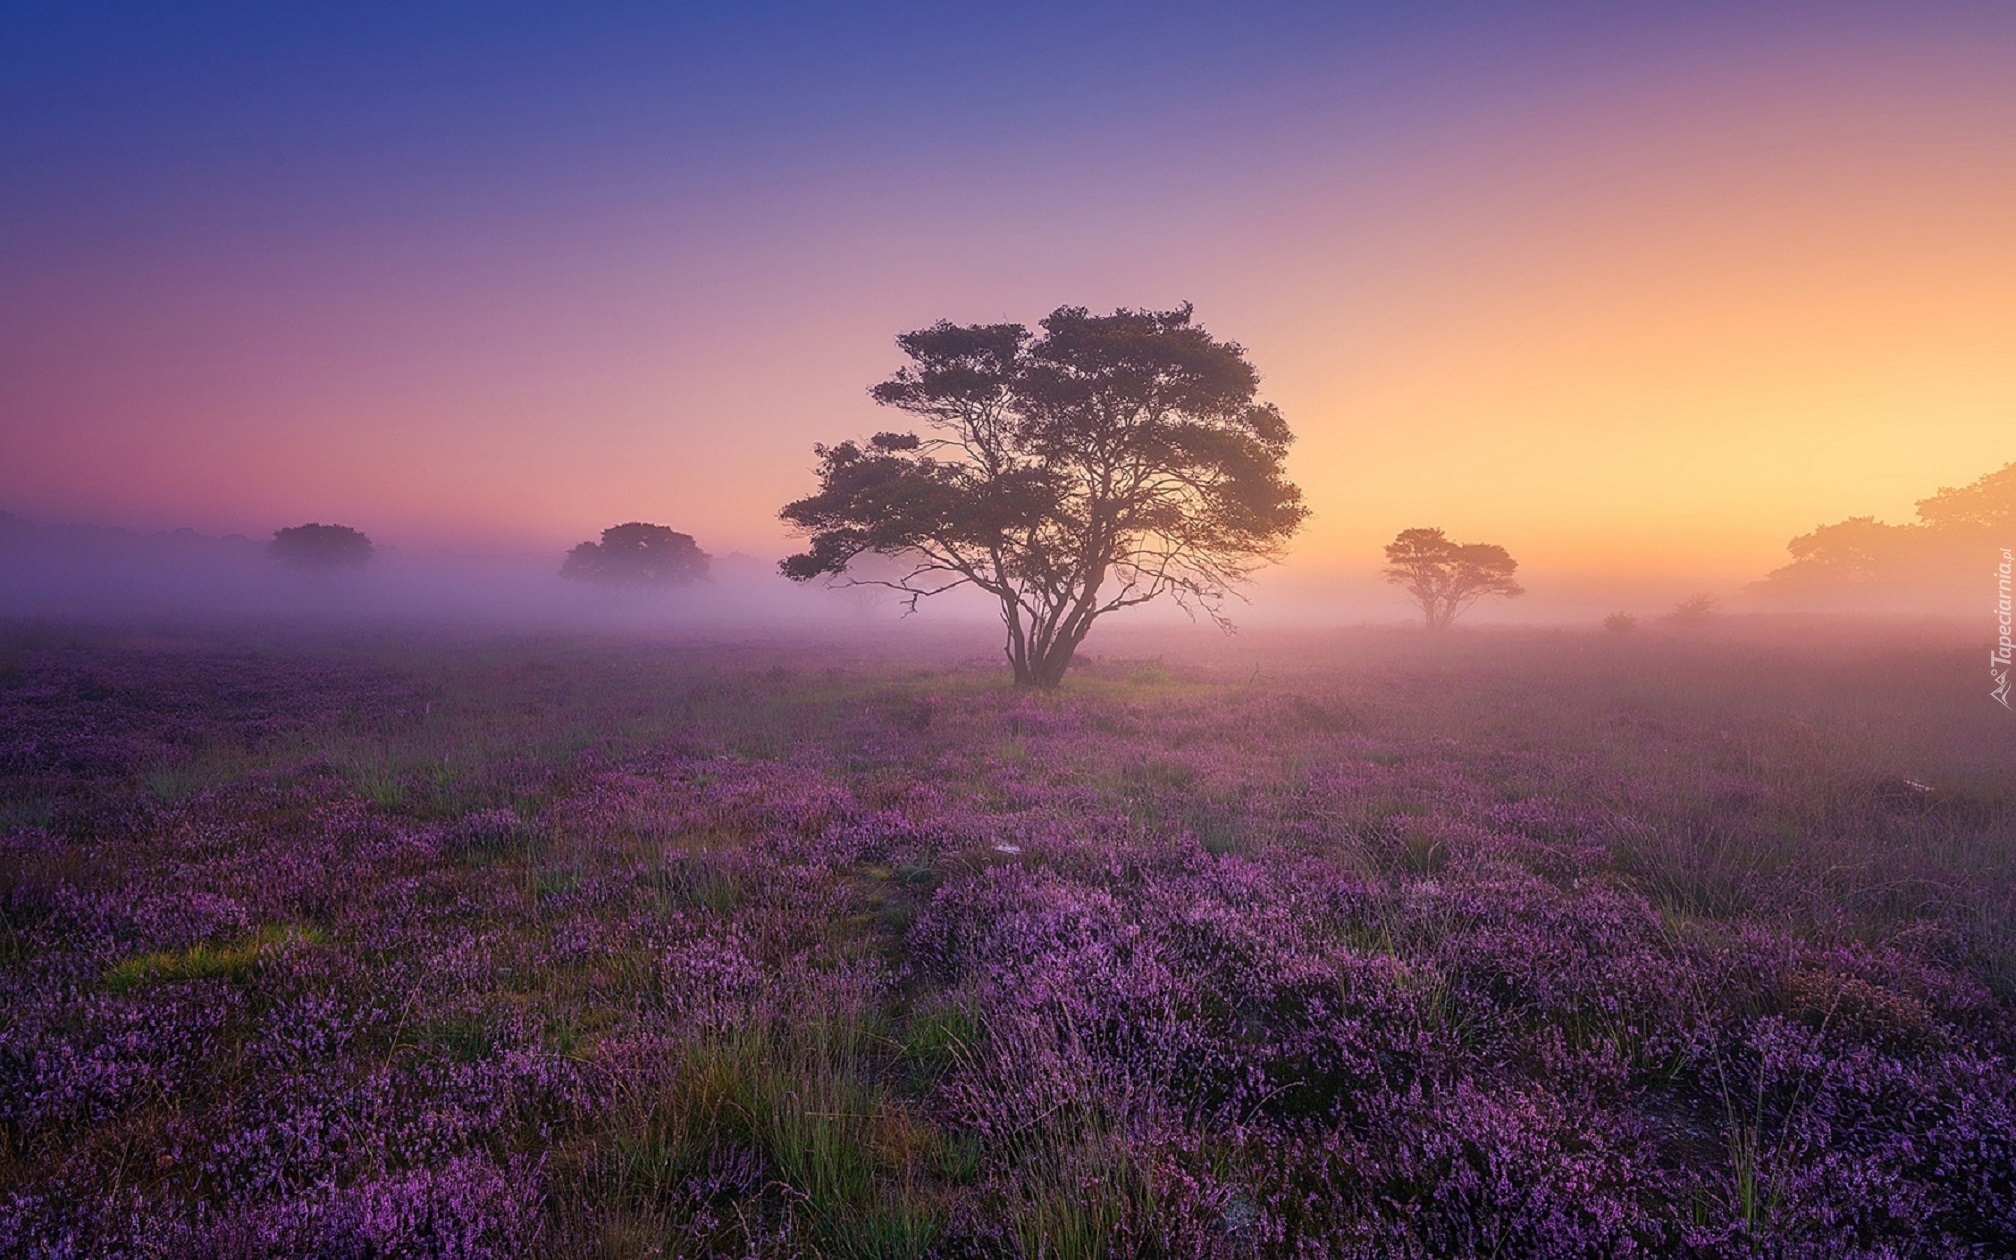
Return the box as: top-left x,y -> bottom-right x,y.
1667,592 -> 1718,623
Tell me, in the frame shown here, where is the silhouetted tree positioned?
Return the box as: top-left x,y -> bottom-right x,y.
269,523 -> 372,573
562,523 -> 709,587
1603,611 -> 1638,634
1777,517 -> 1909,585
1757,461 -> 2016,601
1915,461 -> 2016,532
780,304 -> 1307,687
1381,528 -> 1523,630
1665,592 -> 1717,624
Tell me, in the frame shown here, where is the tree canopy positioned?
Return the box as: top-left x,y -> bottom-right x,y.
780,304 -> 1306,687
1915,461 -> 2016,532
1381,527 -> 1523,630
1756,460 -> 2016,600
268,523 -> 372,573
562,523 -> 709,587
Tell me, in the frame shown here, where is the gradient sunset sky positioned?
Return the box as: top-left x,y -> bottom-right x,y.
5,1 -> 2013,589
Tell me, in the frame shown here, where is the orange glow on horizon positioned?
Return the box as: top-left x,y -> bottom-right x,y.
1248,41 -> 2016,586
5,22 -> 2012,600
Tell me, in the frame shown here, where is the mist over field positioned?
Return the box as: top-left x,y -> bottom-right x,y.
0,506 -> 1997,634
5,1 -> 2016,1256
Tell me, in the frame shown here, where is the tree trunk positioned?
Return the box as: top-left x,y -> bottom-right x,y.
1032,646 -> 1072,688
1028,629 -> 1087,688
1003,596 -> 1037,684
1006,626 -> 1087,688
1003,578 -> 1105,686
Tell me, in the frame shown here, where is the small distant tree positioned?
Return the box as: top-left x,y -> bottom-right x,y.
1666,592 -> 1717,624
1381,528 -> 1523,630
1603,611 -> 1638,634
562,523 -> 709,587
269,523 -> 372,573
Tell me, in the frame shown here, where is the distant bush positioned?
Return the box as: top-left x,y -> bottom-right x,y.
269,523 -> 372,572
1602,611 -> 1638,633
1666,592 -> 1717,623
563,522 -> 709,587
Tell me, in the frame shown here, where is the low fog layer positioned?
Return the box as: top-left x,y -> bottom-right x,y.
0,511 -> 1992,642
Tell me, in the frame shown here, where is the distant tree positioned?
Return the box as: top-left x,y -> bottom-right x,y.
1603,611 -> 1638,634
1381,528 -> 1524,630
269,523 -> 372,573
1665,592 -> 1717,623
1774,516 -> 1910,586
1756,461 -> 2016,602
562,523 -> 709,587
780,303 -> 1307,688
1914,460 -> 2016,532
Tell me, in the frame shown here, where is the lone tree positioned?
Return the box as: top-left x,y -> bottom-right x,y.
1382,527 -> 1523,629
562,523 -> 709,587
781,303 -> 1307,687
269,523 -> 372,573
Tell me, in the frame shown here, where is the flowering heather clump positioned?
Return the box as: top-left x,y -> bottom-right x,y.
0,626 -> 2010,1257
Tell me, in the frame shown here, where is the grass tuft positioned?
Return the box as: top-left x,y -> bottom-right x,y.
103,923 -> 326,992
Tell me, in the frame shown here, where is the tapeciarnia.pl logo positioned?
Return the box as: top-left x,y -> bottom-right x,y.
1995,547 -> 2013,710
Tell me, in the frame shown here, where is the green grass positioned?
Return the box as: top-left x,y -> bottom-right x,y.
997,1133 -> 1159,1260
651,847 -> 750,914
140,748 -> 255,801
418,1012 -> 500,1062
0,797 -> 55,830
103,923 -> 326,992
898,1005 -> 976,1081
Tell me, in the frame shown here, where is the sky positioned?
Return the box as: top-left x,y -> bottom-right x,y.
4,0 -> 2014,596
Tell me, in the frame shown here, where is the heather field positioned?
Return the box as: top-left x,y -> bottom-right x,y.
1,621 -> 2013,1259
